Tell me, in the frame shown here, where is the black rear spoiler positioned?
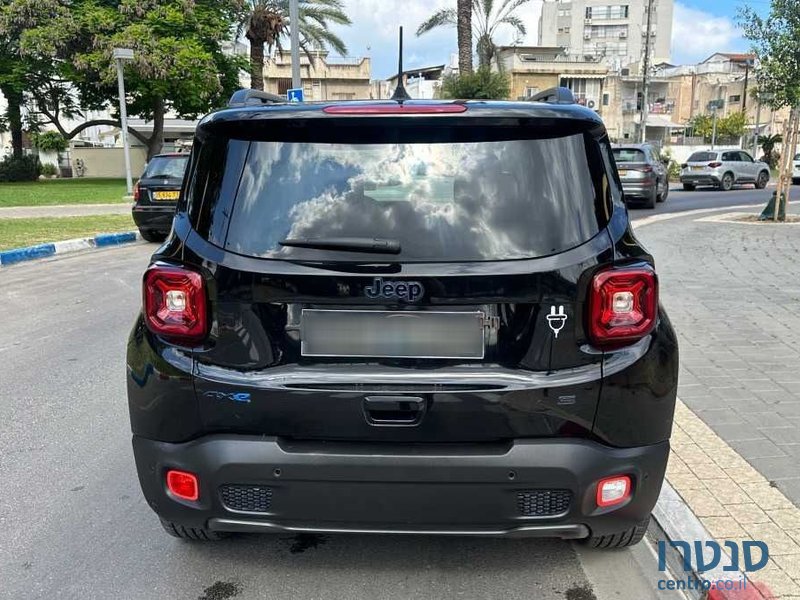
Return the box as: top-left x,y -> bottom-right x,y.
529,86 -> 576,105
228,89 -> 286,107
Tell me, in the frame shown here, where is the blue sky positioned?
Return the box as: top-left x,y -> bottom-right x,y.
328,0 -> 769,79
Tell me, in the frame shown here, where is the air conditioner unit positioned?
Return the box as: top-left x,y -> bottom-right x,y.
584,33 -> 592,40
621,68 -> 630,76
584,18 -> 592,24
619,31 -> 628,38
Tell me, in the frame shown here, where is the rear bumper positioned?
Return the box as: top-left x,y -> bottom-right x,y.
132,435 -> 669,538
131,205 -> 175,232
621,181 -> 657,199
680,173 -> 721,186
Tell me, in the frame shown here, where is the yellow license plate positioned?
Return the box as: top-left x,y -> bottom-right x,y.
691,166 -> 704,171
153,191 -> 179,201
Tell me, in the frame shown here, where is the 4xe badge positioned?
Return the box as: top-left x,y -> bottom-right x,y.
364,277 -> 424,302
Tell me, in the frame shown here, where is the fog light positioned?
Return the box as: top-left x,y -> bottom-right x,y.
596,475 -> 631,507
166,469 -> 199,501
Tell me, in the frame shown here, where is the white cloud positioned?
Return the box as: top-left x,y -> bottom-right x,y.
331,0 -> 543,79
671,2 -> 748,65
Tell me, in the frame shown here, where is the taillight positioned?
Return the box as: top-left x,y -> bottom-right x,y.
587,265 -> 658,348
680,163 -> 688,169
143,265 -> 207,343
637,165 -> 653,173
166,469 -> 199,501
708,161 -> 722,168
133,181 -> 140,202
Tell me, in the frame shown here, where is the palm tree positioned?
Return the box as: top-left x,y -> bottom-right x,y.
242,0 -> 351,91
416,0 -> 531,71
758,133 -> 783,166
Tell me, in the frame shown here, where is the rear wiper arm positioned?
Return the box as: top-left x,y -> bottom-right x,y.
279,237 -> 401,254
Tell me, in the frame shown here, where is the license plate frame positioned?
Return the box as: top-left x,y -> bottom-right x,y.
153,190 -> 180,201
300,309 -> 486,359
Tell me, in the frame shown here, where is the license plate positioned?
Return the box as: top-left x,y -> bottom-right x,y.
301,309 -> 486,359
691,166 -> 704,172
153,191 -> 179,201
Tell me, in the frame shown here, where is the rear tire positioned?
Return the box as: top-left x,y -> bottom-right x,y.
719,172 -> 734,191
139,229 -> 168,243
159,518 -> 229,541
657,180 -> 669,203
584,516 -> 650,549
644,187 -> 657,209
682,183 -> 695,191
755,171 -> 769,189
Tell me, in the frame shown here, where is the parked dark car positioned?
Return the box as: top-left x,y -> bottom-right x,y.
132,153 -> 189,242
612,144 -> 669,209
127,88 -> 678,548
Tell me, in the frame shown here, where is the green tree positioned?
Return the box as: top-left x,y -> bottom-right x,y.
440,67 -> 510,99
19,0 -> 246,158
759,133 -> 782,164
241,0 -> 350,91
717,111 -> 747,139
417,0 -> 532,69
32,130 -> 67,152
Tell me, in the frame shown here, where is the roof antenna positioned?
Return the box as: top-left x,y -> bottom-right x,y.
391,26 -> 411,101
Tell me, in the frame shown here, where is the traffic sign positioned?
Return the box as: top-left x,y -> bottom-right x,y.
287,88 -> 304,103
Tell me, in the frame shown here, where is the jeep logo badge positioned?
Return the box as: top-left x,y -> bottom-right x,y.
364,277 -> 424,302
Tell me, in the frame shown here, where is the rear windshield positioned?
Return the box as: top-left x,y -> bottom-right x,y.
192,130 -> 611,262
687,151 -> 717,163
143,155 -> 188,179
613,148 -> 646,163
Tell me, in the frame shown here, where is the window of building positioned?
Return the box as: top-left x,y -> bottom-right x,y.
602,93 -> 610,106
558,8 -> 571,17
587,5 -> 629,19
729,94 -> 741,103
524,87 -> 539,99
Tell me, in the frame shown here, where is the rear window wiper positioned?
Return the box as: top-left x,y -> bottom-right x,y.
279,237 -> 401,254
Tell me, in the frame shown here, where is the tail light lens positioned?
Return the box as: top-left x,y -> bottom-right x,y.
166,469 -> 199,501
143,265 -> 207,343
133,181 -> 140,202
708,161 -> 722,168
587,265 -> 658,348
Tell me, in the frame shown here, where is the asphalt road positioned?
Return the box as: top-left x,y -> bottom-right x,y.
0,186 -> 768,600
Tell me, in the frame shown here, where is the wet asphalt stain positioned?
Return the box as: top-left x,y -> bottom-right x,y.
197,581 -> 242,600
285,533 -> 328,554
565,585 -> 597,600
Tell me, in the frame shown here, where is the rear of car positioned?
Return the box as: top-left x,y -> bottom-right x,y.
612,145 -> 667,208
680,149 -> 769,191
793,154 -> 800,184
127,96 -> 678,546
132,153 -> 189,242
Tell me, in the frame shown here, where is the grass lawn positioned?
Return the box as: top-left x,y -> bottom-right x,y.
0,215 -> 136,251
0,178 -> 128,208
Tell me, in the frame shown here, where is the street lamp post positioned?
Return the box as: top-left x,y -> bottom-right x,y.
113,48 -> 135,196
289,0 -> 301,90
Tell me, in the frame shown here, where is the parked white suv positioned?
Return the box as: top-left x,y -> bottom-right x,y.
680,149 -> 770,191
793,153 -> 799,185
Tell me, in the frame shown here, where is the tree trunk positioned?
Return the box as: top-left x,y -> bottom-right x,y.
477,35 -> 493,69
249,40 -> 265,90
456,0 -> 473,75
147,96 -> 165,160
2,86 -> 24,159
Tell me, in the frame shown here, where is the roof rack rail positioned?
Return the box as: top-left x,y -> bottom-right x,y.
228,89 -> 285,107
529,86 -> 575,105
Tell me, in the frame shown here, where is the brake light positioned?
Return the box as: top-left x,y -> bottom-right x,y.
587,265 -> 658,348
166,470 -> 199,501
143,265 -> 207,343
680,163 -> 688,169
323,104 -> 467,114
133,181 -> 140,202
596,475 -> 631,508
708,161 -> 722,168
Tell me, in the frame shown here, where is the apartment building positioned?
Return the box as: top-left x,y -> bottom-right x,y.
538,0 -> 673,68
494,46 -> 609,109
263,49 -> 371,101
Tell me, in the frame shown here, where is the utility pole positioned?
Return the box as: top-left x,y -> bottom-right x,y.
753,97 -> 762,158
639,0 -> 654,143
711,106 -> 718,149
289,0 -> 301,90
113,48 -> 135,196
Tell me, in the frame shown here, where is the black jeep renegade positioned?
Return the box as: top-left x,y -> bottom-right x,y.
126,88 -> 678,547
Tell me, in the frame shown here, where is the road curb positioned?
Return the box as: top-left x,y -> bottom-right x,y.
0,231 -> 142,267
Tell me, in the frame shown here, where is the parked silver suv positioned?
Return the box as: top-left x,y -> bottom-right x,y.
680,149 -> 770,191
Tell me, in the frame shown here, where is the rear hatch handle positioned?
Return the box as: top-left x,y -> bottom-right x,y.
363,396 -> 427,426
